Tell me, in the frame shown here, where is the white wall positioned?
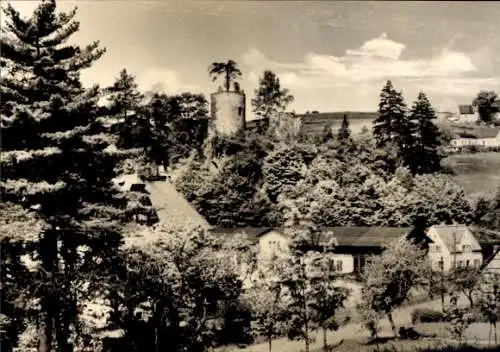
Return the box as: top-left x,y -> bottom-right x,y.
427,227 -> 483,272
258,230 -> 290,259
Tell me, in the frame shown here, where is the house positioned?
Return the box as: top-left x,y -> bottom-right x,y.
457,105 -> 478,123
470,227 -> 500,274
210,226 -> 413,275
450,126 -> 500,148
425,225 -> 483,272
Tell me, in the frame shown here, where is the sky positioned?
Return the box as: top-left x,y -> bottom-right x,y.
4,1 -> 500,118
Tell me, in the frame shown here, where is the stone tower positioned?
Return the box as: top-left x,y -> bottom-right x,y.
210,89 -> 246,136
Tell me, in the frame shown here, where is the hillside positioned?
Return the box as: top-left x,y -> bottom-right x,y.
442,152 -> 500,201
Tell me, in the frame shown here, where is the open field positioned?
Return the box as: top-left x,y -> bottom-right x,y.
442,152 -> 500,202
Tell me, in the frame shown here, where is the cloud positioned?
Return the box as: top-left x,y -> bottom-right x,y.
137,69 -> 200,94
242,34 -> 500,111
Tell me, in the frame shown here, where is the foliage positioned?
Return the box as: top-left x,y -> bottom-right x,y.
208,60 -> 242,92
448,267 -> 481,308
361,238 -> 429,336
0,1 -> 130,350
444,295 -> 473,346
251,70 -> 294,120
262,144 -> 307,202
373,81 -> 412,162
118,223 -> 245,351
409,92 -> 443,174
472,91 -> 499,125
411,308 -> 447,324
476,272 -> 500,345
474,187 -> 500,231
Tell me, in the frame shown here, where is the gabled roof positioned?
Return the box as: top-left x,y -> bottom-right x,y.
209,227 -> 274,242
209,226 -> 411,247
458,105 -> 474,115
454,126 -> 500,139
319,227 -> 412,247
469,226 -> 500,245
429,225 -> 482,253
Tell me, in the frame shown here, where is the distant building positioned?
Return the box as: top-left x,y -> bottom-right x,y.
425,225 -> 483,272
450,126 -> 500,148
457,105 -> 478,123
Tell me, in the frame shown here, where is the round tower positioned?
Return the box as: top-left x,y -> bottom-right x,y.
210,90 -> 246,136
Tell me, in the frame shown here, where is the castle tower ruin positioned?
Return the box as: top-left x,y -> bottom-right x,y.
210,90 -> 246,136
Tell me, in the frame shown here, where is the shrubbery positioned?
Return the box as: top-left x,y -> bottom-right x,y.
411,308 -> 447,324
411,307 -> 489,324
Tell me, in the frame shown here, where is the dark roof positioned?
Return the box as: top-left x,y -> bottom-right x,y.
245,118 -> 269,131
208,227 -> 274,242
455,126 -> 500,139
209,226 -> 412,247
469,226 -> 500,245
295,112 -> 378,135
320,227 -> 412,247
458,105 -> 474,115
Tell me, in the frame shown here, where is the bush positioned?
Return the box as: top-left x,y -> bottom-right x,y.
411,308 -> 446,324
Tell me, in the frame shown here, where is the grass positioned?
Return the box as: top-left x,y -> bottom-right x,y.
441,152 -> 500,201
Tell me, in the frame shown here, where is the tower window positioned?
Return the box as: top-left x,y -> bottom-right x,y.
238,107 -> 243,116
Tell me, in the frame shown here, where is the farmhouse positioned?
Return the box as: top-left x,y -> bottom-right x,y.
425,225 -> 483,272
450,126 -> 500,148
209,226 -> 414,275
470,226 -> 500,274
457,104 -> 478,123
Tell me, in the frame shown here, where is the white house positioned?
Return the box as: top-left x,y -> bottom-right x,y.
457,105 -> 478,123
426,225 -> 483,272
210,226 -> 412,276
450,126 -> 500,148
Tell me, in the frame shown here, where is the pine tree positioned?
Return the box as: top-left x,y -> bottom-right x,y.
409,92 -> 442,174
373,80 -> 413,166
1,1 -> 126,349
337,114 -> 351,142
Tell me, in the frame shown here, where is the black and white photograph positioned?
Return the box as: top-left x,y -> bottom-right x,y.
1,1 -> 500,351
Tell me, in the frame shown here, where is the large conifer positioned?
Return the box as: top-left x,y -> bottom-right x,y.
1,1 -> 126,349
373,80 -> 413,166
409,92 -> 442,174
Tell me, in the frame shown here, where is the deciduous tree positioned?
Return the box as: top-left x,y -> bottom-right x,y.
472,91 -> 499,125
251,70 -> 294,120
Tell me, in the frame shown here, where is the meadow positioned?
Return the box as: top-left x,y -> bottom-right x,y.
442,152 -> 500,202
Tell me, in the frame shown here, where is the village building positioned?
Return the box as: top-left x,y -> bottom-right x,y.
425,225 -> 483,272
450,126 -> 500,148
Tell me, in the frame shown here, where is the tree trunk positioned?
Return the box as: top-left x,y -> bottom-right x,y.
225,70 -> 230,92
467,292 -> 474,308
387,311 -> 397,337
323,327 -> 328,352
38,311 -> 52,352
268,334 -> 272,352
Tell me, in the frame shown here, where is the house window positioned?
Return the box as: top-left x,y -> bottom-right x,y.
438,257 -> 444,270
457,260 -> 463,268
474,259 -> 480,267
336,260 -> 343,272
238,107 -> 243,116
430,245 -> 441,253
466,260 -> 470,267
462,245 -> 472,253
